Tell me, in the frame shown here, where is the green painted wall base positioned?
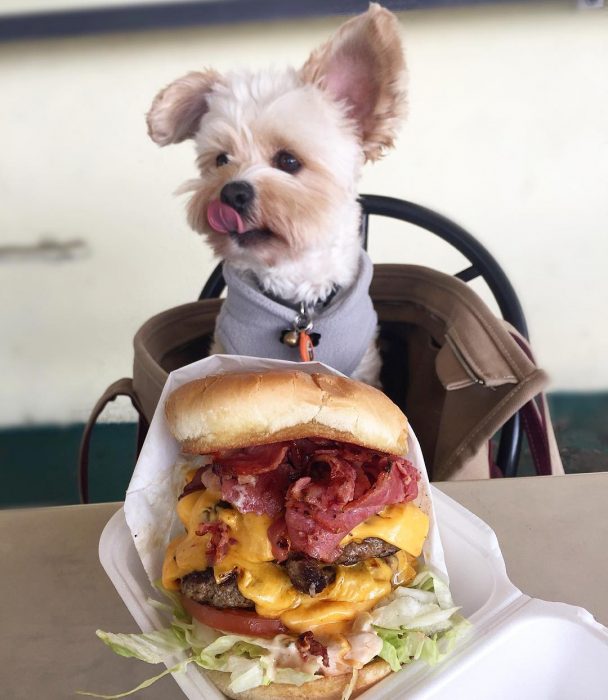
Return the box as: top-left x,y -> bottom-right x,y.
1,393 -> 606,508
1,423 -> 137,508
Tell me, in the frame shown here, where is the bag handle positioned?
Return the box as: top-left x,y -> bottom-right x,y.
490,396 -> 555,478
78,378 -> 145,503
519,396 -> 554,476
503,329 -> 561,477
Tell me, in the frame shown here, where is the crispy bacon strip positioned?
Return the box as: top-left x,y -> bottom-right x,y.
195,521 -> 233,565
213,442 -> 289,476
179,465 -> 207,500
199,439 -> 420,562
296,631 -> 329,667
267,516 -> 290,562
219,462 -> 296,519
285,457 -> 419,562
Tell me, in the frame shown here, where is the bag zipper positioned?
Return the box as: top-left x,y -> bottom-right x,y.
445,334 -> 487,386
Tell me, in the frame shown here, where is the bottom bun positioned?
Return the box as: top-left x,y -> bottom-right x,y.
206,660 -> 391,700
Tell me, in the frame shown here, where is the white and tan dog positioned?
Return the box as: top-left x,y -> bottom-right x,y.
146,4 -> 407,386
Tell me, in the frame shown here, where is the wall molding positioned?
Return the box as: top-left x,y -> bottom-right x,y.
0,0 -> 531,43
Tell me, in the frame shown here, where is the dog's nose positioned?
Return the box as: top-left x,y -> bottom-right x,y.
220,181 -> 255,214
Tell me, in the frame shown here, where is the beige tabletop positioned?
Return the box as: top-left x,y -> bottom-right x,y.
1,472 -> 607,700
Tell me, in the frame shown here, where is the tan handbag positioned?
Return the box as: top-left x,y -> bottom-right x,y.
79,264 -> 563,502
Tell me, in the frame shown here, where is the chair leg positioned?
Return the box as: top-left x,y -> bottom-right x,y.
496,413 -> 523,477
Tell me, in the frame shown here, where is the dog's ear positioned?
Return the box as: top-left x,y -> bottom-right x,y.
146,70 -> 221,146
300,3 -> 406,162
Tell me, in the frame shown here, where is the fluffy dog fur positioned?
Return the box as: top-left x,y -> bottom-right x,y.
147,4 -> 407,385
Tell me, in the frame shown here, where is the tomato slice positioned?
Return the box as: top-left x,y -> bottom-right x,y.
181,595 -> 289,638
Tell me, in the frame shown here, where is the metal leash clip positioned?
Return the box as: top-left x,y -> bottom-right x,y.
281,303 -> 317,361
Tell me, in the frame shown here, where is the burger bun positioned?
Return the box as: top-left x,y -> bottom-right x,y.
165,371 -> 408,456
206,659 -> 391,699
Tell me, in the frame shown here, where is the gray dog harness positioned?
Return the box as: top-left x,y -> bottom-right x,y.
215,251 -> 378,376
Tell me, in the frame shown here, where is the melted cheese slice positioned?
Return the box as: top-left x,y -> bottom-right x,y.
162,489 -> 275,590
162,485 -> 427,633
279,558 -> 393,634
163,489 -> 221,588
340,502 -> 430,557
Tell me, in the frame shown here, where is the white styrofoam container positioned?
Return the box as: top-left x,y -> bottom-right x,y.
99,487 -> 608,699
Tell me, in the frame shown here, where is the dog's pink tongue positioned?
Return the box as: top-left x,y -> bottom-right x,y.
207,200 -> 246,234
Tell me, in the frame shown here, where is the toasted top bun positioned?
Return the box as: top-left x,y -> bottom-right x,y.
165,370 -> 408,455
206,659 -> 391,700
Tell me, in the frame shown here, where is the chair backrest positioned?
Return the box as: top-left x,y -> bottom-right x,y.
198,195 -> 528,477
78,197 -> 560,502
200,195 -> 528,334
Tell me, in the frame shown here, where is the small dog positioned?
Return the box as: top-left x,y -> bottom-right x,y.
146,4 -> 407,386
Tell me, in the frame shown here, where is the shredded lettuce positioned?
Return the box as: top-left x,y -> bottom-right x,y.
94,628 -> 190,664
192,633 -> 320,691
371,567 -> 470,671
90,620 -> 319,696
150,579 -> 188,621
89,570 -> 468,697
222,656 -> 265,693
273,666 -> 321,686
198,634 -> 268,659
76,660 -> 189,699
341,667 -> 359,700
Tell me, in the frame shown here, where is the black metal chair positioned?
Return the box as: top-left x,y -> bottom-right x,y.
198,194 -> 528,477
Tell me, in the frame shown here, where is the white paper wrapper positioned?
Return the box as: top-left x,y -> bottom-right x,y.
124,355 -> 447,586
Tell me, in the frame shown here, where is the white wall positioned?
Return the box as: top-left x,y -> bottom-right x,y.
1,3 -> 607,426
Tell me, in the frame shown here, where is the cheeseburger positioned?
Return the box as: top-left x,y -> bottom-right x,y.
158,370 -> 448,699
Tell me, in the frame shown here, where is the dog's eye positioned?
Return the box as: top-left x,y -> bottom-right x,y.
274,150 -> 302,174
216,153 -> 229,167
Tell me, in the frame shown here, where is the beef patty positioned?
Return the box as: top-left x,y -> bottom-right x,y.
285,537 -> 400,596
180,569 -> 254,609
335,537 -> 399,566
181,538 -> 400,607
284,556 -> 337,596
